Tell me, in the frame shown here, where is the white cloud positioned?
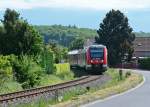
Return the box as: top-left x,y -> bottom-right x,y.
0,0 -> 150,10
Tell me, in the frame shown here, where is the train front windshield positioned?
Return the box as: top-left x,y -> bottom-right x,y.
90,47 -> 103,59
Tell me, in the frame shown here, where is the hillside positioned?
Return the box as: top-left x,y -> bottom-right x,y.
34,25 -> 97,47
134,32 -> 150,37
34,25 -> 150,47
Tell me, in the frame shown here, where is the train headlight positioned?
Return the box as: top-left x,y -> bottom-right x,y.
90,60 -> 93,63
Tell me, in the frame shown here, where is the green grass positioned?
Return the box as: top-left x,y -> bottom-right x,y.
0,80 -> 23,94
7,69 -> 143,107
39,63 -> 74,87
39,74 -> 64,86
51,69 -> 143,107
102,69 -> 126,87
15,69 -> 126,106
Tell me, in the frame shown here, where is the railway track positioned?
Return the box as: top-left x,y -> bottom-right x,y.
0,75 -> 103,105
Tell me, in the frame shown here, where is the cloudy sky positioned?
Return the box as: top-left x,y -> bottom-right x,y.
0,0 -> 150,32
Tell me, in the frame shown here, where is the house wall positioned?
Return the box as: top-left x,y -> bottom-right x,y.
133,51 -> 150,57
133,37 -> 150,57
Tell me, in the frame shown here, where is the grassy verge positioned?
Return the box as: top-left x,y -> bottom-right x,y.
0,81 -> 23,94
38,63 -> 74,87
51,69 -> 143,107
0,63 -> 74,94
16,69 -> 143,107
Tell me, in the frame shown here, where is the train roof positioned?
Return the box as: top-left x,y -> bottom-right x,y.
84,44 -> 106,49
68,44 -> 106,55
89,44 -> 106,48
68,50 -> 79,55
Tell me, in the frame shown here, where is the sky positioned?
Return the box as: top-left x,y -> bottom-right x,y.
0,0 -> 150,32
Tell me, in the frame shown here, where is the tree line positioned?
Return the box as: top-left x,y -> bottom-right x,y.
0,9 -> 68,89
0,8 -> 147,89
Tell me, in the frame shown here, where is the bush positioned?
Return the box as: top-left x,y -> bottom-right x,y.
125,71 -> 131,78
12,55 -> 42,89
0,55 -> 13,85
138,58 -> 150,70
40,45 -> 55,74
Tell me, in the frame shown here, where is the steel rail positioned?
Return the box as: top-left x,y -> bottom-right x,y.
0,75 -> 101,103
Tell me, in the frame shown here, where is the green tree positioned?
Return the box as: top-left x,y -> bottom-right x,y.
0,8 -> 43,56
12,55 -> 42,88
95,10 -> 135,66
41,45 -> 55,74
69,37 -> 85,50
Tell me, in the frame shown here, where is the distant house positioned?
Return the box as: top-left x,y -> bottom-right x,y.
133,37 -> 150,58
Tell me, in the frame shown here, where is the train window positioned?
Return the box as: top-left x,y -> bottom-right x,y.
90,48 -> 103,58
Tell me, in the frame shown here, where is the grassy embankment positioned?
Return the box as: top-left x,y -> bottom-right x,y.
51,69 -> 143,107
0,63 -> 74,94
15,68 -> 143,107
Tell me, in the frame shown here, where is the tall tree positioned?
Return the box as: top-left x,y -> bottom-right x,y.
69,37 -> 85,50
95,10 -> 135,66
0,8 -> 43,56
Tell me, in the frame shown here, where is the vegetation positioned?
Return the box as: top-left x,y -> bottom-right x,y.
34,25 -> 97,47
138,58 -> 150,70
69,37 -> 85,50
34,26 -> 150,50
40,45 -> 55,74
0,9 -> 72,92
134,32 -> 150,37
0,9 -> 43,56
55,63 -> 74,80
95,9 -> 135,66
15,69 -> 143,107
0,81 -> 23,94
51,69 -> 142,107
0,55 -> 13,85
0,8 -> 147,106
12,55 -> 42,89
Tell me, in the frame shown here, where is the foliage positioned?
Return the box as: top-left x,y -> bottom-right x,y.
0,81 -> 22,94
48,42 -> 61,63
105,69 -> 125,84
39,74 -> 63,86
95,9 -> 135,66
0,8 -> 43,56
40,45 -> 55,74
0,55 -> 13,85
61,48 -> 68,62
12,55 -> 42,89
35,25 -> 97,47
125,71 -> 131,78
138,58 -> 150,70
48,42 -> 68,63
54,63 -> 74,80
69,37 -> 85,50
134,32 -> 150,37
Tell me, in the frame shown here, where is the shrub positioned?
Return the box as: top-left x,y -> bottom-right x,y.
12,55 -> 42,89
0,55 -> 13,85
138,58 -> 150,70
40,45 -> 55,74
125,71 -> 131,78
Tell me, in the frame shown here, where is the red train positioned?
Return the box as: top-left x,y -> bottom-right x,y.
68,45 -> 108,74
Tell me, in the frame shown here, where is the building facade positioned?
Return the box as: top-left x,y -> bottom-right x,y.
133,37 -> 150,58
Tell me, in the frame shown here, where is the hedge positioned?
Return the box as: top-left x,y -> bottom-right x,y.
138,58 -> 150,70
